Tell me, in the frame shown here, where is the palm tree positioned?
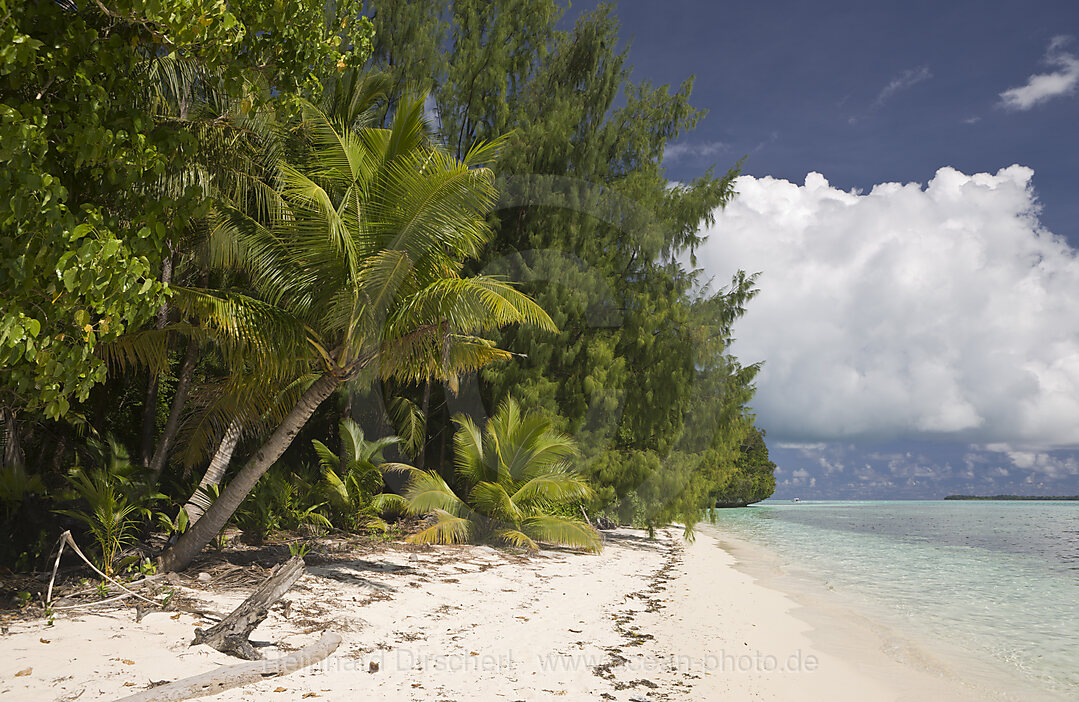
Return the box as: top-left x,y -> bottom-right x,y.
312,418 -> 405,531
157,98 -> 554,571
403,398 -> 601,553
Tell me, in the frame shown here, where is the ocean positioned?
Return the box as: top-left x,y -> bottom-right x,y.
706,500 -> 1079,699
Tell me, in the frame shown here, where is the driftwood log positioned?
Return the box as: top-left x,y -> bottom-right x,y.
114,631 -> 341,702
192,556 -> 305,660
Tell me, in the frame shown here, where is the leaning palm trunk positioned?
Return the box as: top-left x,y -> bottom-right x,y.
183,417 -> 243,523
159,372 -> 341,571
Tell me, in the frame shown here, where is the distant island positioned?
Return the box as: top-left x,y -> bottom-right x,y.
944,495 -> 1079,501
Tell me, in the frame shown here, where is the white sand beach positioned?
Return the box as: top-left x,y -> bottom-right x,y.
0,528 -> 1018,701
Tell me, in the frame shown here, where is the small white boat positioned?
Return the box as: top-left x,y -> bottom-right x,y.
791,497 -> 801,503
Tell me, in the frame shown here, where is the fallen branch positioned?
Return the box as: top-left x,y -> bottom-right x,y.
46,531 -> 161,608
113,631 -> 341,702
191,556 -> 305,660
45,532 -> 67,606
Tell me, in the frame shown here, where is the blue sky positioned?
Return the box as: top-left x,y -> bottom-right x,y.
608,0 -> 1079,244
577,1 -> 1079,498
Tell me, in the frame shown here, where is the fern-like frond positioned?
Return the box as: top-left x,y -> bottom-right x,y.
387,396 -> 425,459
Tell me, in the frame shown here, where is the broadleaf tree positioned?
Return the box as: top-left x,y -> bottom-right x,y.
0,0 -> 372,444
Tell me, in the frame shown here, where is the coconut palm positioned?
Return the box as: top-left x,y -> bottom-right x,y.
156,96 -> 554,571
404,398 -> 601,553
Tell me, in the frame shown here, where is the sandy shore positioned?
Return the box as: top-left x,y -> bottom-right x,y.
0,528 -> 1016,700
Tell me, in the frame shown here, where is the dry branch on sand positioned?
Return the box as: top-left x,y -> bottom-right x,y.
191,556 -> 306,660
114,631 -> 341,702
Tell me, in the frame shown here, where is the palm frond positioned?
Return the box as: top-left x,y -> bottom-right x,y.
322,69 -> 391,131
451,414 -> 491,485
362,435 -> 401,464
97,327 -> 173,374
511,474 -> 594,510
469,481 -> 524,524
370,492 -> 408,513
311,439 -> 341,473
387,396 -> 425,459
170,287 -> 314,373
495,528 -> 538,551
337,419 -> 366,466
379,461 -> 422,477
387,276 -> 556,340
403,470 -> 469,516
407,509 -> 473,546
318,465 -> 351,510
522,515 -> 601,553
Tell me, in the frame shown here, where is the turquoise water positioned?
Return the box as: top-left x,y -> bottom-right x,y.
707,500 -> 1079,698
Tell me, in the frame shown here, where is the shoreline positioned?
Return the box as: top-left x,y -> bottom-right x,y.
704,527 -> 1068,702
0,527 -> 1058,700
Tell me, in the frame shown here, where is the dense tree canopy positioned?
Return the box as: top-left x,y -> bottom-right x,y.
0,0 -> 774,573
712,426 -> 777,507
365,0 -> 772,530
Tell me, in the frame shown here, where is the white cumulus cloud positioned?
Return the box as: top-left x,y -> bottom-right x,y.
999,36 -> 1079,110
695,165 -> 1079,449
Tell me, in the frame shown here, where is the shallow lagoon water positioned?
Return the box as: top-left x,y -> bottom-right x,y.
708,500 -> 1079,698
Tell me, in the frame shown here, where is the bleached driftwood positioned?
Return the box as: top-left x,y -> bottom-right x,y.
191,556 -> 305,660
46,530 -> 163,609
114,631 -> 341,702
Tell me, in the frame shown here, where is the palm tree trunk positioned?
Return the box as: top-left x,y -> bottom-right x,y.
148,335 -> 199,481
438,394 -> 449,472
183,417 -> 242,524
159,372 -> 341,572
416,379 -> 431,468
339,391 -> 352,460
2,407 -> 25,476
140,252 -> 173,466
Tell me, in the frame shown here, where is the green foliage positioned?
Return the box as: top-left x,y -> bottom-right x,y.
312,419 -> 403,531
154,66 -> 561,571
288,541 -> 313,558
53,440 -> 162,574
711,426 -> 777,507
180,90 -> 554,450
156,503 -> 190,537
0,466 -> 43,519
232,464 -> 331,543
0,0 -> 373,420
404,398 -> 600,552
387,395 -> 426,460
